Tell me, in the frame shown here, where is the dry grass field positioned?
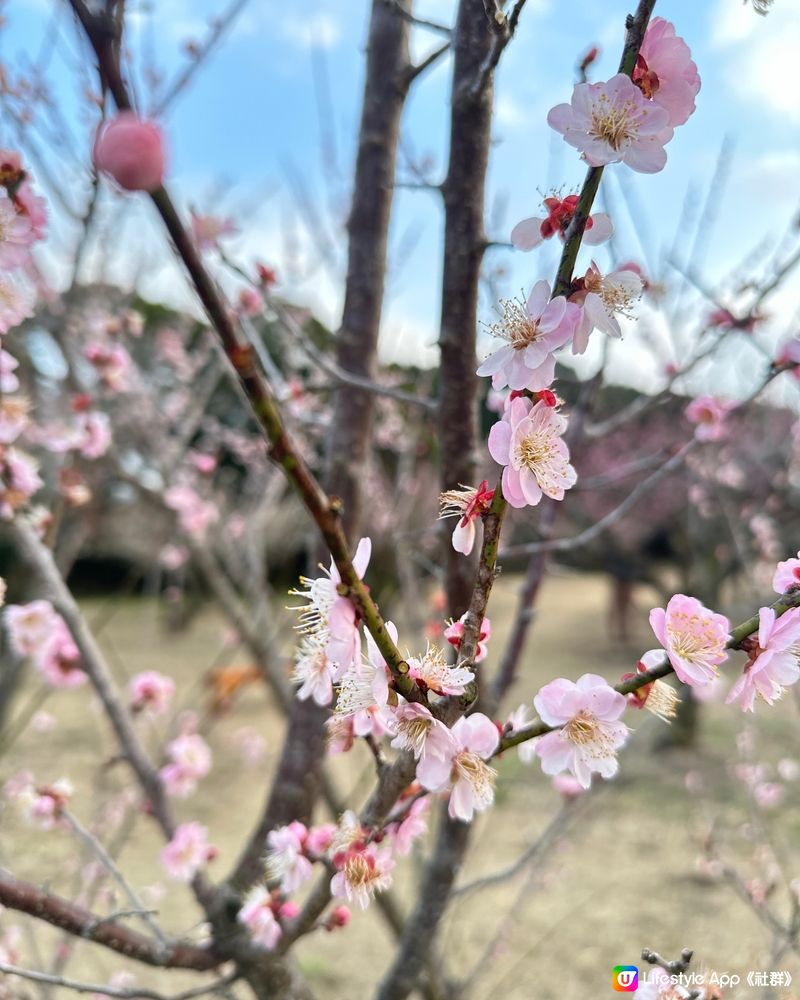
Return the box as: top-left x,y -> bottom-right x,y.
1,571 -> 799,999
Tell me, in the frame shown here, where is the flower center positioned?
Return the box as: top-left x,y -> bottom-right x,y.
491,298 -> 542,351
453,751 -> 496,803
344,852 -> 375,888
563,709 -> 600,746
399,716 -> 432,755
590,99 -> 635,150
515,430 -> 557,473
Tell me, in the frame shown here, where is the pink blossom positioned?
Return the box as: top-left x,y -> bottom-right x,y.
238,886 -> 283,950
325,905 -> 351,931
190,212 -> 237,251
36,617 -> 85,688
129,671 -> 175,716
291,537 -> 371,679
388,796 -> 430,855
487,396 -> 577,509
159,732 -> 211,798
417,713 -> 499,821
505,704 -> 537,764
0,274 -> 34,333
406,643 -> 474,697
306,823 -> 337,856
726,607 -> 800,712
438,480 -> 495,556
773,551 -> 800,593
293,635 -> 333,706
93,113 -> 166,192
238,287 -> 264,317
548,73 -> 672,173
533,674 -> 628,788
649,594 -> 730,686
635,18 -> 701,128
159,544 -> 189,571
0,349 -> 19,392
333,621 -> 395,738
164,483 -> 218,539
0,448 -> 43,515
266,822 -> 313,893
84,342 -> 132,392
570,262 -> 643,354
389,702 -> 456,760
161,822 -> 216,881
0,196 -> 34,269
330,843 -> 394,909
0,396 -> 30,444
510,195 -> 613,251
685,396 -> 735,442
5,772 -> 72,830
552,774 -> 587,798
477,281 -> 579,391
754,782 -> 784,810
4,600 -> 60,658
15,179 -> 47,240
444,614 -> 491,664
76,411 -> 111,459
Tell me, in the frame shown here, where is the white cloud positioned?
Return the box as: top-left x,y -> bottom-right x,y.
713,0 -> 800,120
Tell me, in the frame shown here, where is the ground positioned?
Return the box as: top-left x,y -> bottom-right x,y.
1,571 -> 798,999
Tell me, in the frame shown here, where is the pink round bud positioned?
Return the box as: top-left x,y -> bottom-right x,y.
93,112 -> 166,192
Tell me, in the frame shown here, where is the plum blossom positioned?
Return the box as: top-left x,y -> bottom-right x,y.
333,622 -> 396,738
159,732 -> 212,798
505,704 -> 537,764
164,483 -> 217,539
511,194 -> 612,251
330,843 -> 395,909
444,613 -> 491,664
634,17 -> 701,127
488,396 -> 577,509
570,262 -> 643,354
93,112 -> 165,192
649,595 -> 730,687
237,886 -> 283,950
621,649 -> 679,723
84,342 -> 132,392
36,617 -> 85,688
387,795 -> 430,855
4,600 -> 60,658
406,642 -> 474,696
477,281 -> 579,391
417,713 -> 499,821
5,773 -> 73,830
389,702 -> 455,760
266,822 -> 313,893
754,782 -> 784,810
772,551 -> 800,593
533,675 -> 628,788
685,396 -> 735,442
548,73 -> 671,173
726,607 -> 800,712
0,397 -> 30,445
161,822 -> 216,881
76,411 -> 112,459
0,350 -> 19,392
290,537 -> 371,680
292,634 -> 333,706
190,212 -> 237,251
438,480 -> 495,556
0,274 -> 35,333
0,196 -> 34,268
129,671 -> 175,716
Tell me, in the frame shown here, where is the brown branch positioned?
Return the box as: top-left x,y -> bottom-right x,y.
0,870 -> 219,971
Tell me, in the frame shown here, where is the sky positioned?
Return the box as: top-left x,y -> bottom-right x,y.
2,0 -> 800,398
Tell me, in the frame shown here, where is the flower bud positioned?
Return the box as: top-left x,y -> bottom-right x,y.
93,112 -> 166,192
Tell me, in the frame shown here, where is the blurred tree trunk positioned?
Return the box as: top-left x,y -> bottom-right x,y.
229,0 -> 413,892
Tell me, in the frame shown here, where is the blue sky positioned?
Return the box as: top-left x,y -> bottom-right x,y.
4,0 -> 800,395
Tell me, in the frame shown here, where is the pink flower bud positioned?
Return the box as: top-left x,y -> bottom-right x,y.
93,112 -> 166,192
